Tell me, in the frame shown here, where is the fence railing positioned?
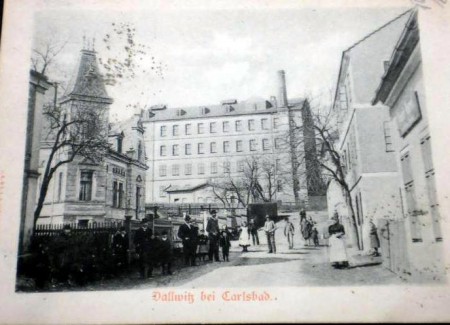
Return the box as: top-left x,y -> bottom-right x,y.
19,217 -> 184,289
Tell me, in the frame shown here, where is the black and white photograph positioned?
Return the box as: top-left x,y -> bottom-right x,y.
1,0 -> 450,323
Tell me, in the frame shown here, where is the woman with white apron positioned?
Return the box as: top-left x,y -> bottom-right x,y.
239,221 -> 251,252
328,212 -> 349,269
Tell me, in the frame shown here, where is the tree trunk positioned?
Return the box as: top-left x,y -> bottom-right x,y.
345,190 -> 361,250
34,176 -> 50,228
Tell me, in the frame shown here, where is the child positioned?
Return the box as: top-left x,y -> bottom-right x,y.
312,227 -> 319,247
220,227 -> 232,262
159,231 -> 173,275
238,221 -> 251,252
196,229 -> 209,262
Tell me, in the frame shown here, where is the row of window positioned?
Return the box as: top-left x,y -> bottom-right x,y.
158,159 -> 282,177
160,138 -> 284,156
79,171 -> 143,211
160,118 -> 280,137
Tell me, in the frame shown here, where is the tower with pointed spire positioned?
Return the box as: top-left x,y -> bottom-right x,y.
37,46 -> 148,225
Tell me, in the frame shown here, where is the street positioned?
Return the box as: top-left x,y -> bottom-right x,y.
64,211 -> 404,292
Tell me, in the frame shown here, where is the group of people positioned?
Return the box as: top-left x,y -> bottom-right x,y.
30,224 -> 135,288
237,215 -> 277,253
133,219 -> 173,278
116,210 -> 384,278
299,209 -> 320,247
177,210 -> 233,267
37,209 -> 382,288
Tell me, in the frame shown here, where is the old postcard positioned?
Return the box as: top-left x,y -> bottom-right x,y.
1,0 -> 450,323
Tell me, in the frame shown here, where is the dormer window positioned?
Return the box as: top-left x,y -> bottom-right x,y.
225,105 -> 235,113
200,107 -> 210,115
176,109 -> 186,116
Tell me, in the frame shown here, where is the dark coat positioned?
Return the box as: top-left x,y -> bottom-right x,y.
206,217 -> 220,238
134,227 -> 153,254
157,239 -> 173,263
112,232 -> 129,255
219,231 -> 232,249
178,223 -> 197,242
178,223 -> 197,250
249,222 -> 258,235
369,223 -> 380,248
329,223 -> 345,236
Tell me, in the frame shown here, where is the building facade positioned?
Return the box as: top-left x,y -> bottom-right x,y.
142,71 -> 325,208
20,70 -> 52,251
373,10 -> 444,281
37,48 -> 148,225
329,10 -> 411,249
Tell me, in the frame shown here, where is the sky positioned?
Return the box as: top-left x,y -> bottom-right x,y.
33,6 -> 410,120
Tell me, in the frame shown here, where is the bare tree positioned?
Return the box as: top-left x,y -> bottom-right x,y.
31,37 -> 69,77
289,94 -> 360,248
208,155 -> 282,209
35,101 -> 110,227
31,23 -> 154,227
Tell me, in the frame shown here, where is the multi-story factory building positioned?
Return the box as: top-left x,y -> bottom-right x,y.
142,71 -> 325,208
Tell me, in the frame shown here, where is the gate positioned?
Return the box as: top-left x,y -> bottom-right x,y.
378,218 -> 410,276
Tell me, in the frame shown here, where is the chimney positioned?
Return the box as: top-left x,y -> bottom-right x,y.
278,70 -> 288,108
270,96 -> 277,108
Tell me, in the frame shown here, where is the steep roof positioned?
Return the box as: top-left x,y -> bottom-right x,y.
142,98 -> 306,122
61,49 -> 113,104
373,10 -> 419,104
333,9 -> 414,106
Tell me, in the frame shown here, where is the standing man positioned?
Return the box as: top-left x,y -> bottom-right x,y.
190,218 -> 199,262
284,217 -> 295,249
264,215 -> 276,253
177,215 -> 197,266
206,210 -> 221,262
51,224 -> 75,285
134,219 -> 154,278
249,218 -> 260,246
112,226 -> 129,273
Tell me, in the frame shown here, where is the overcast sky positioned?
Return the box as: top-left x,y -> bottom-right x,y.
34,6 -> 409,120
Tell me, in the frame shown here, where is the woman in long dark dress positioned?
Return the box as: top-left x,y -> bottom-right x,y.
369,220 -> 381,256
328,212 -> 349,269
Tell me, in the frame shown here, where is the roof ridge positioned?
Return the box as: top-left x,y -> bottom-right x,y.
345,8 -> 414,52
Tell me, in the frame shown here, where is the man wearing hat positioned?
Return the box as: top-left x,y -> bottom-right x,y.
206,210 -> 221,262
264,215 -> 277,253
112,226 -> 129,273
52,224 -> 75,284
177,215 -> 197,266
134,219 -> 154,278
249,218 -> 260,246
